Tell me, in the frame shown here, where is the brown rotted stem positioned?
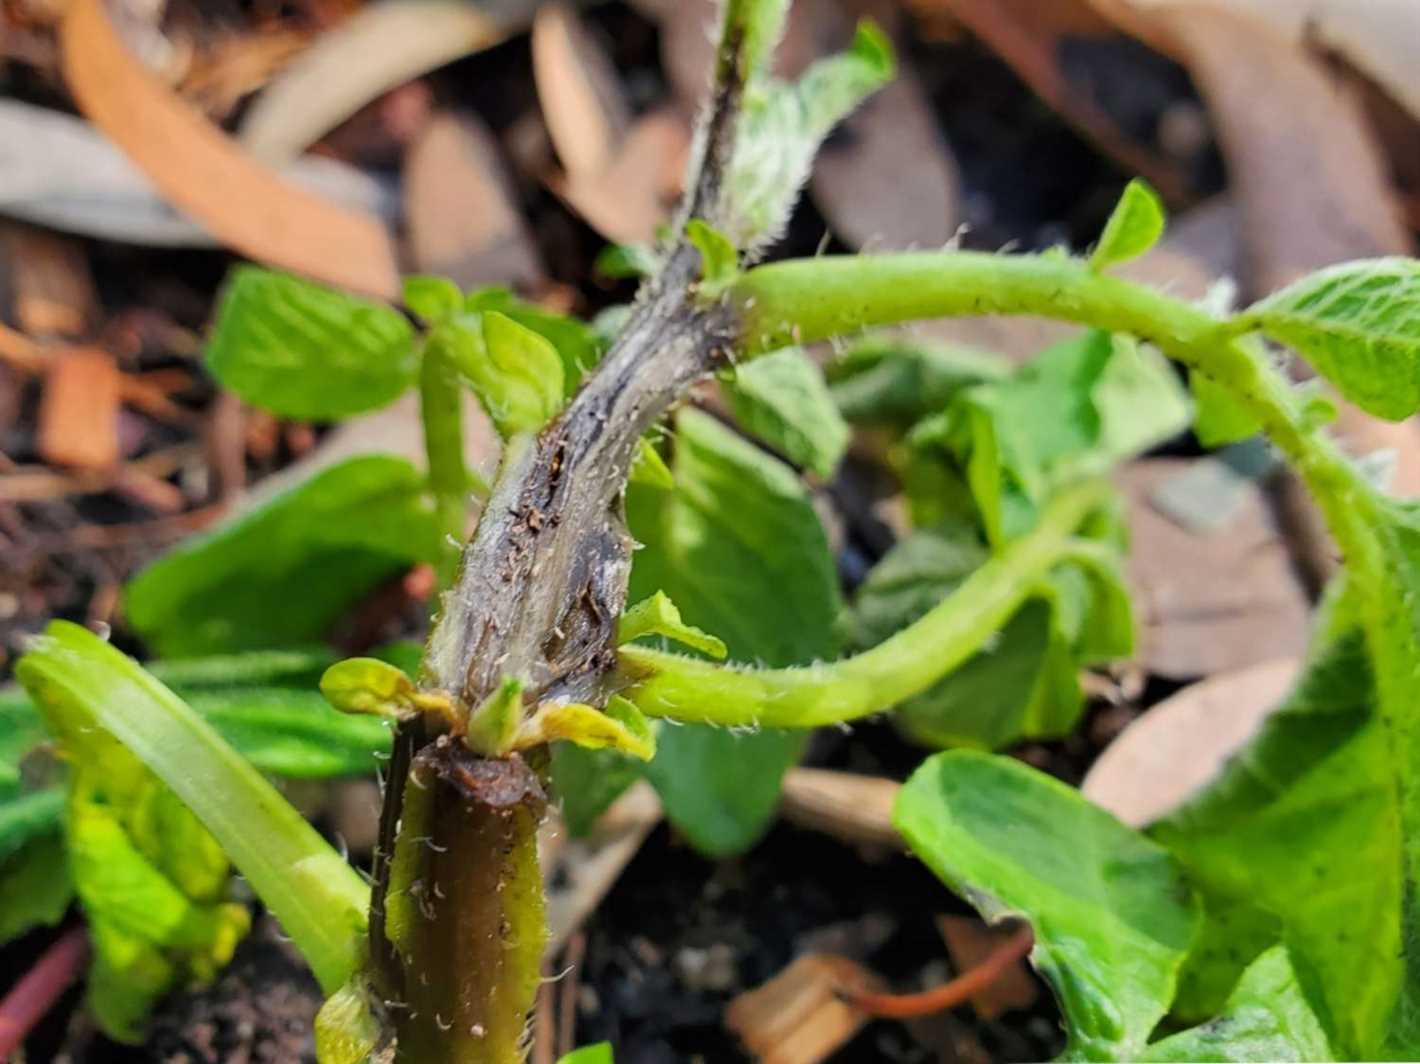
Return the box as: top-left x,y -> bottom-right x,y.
366,17 -> 750,1058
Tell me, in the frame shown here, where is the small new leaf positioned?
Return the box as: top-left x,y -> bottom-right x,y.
719,20 -> 894,252
1241,257 -> 1420,420
431,311 -> 565,438
687,219 -> 738,290
619,591 -> 728,660
1089,179 -> 1165,272
206,267 -> 417,420
594,243 -> 661,280
315,975 -> 383,1064
466,677 -> 525,756
402,275 -> 463,323
319,658 -> 452,724
522,696 -> 656,762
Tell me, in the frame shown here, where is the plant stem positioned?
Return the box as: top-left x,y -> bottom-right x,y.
420,338 -> 473,587
0,927 -> 89,1059
842,924 -> 1034,1020
732,252 -> 1376,569
616,479 -> 1110,727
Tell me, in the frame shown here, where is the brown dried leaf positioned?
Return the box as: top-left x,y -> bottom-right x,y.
810,63 -> 960,251
1082,658 -> 1299,827
38,346 -> 121,470
553,107 -> 690,245
1119,459 -> 1310,679
62,0 -> 399,299
726,953 -> 885,1064
532,2 -> 631,181
404,111 -> 544,290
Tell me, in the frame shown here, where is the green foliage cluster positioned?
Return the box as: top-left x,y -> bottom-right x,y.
8,0 -> 1420,1059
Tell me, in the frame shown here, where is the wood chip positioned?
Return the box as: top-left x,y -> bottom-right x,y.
404,111 -> 544,290
1082,658 -> 1300,827
553,107 -> 690,245
61,0 -> 399,299
726,953 -> 885,1064
541,780 -> 663,954
37,346 -> 121,470
779,767 -> 901,851
1120,458 -> 1310,680
4,226 -> 96,339
811,62 -> 960,251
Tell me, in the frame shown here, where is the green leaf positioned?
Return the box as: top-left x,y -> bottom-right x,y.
315,975 -> 382,1064
466,676 -> 524,755
465,287 -> 604,397
629,436 -> 674,490
429,311 -> 564,438
895,750 -> 1199,1061
687,219 -> 738,288
826,335 -> 1009,428
722,20 -> 894,251
551,743 -> 643,837
627,408 -> 841,854
1090,179 -> 1166,273
557,1043 -> 614,1064
0,787 -> 65,865
125,455 -> 441,657
725,348 -> 850,477
1149,575 -> 1406,1057
594,243 -> 660,280
1242,258 -> 1420,420
0,832 -> 73,943
1142,947 -> 1333,1063
1191,369 -> 1261,448
188,687 -> 391,779
17,622 -> 369,999
619,591 -> 728,659
402,275 -> 463,323
931,330 -> 1189,545
206,266 -> 417,420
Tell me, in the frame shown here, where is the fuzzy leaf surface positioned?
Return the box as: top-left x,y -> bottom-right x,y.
725,347 -> 849,477
1245,258 -> 1420,420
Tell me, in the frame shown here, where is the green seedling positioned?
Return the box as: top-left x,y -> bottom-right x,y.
8,1 -> 1420,1060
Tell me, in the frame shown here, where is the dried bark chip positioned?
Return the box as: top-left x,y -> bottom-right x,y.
811,65 -> 960,251
404,111 -> 545,290
38,346 -> 121,470
935,915 -> 1039,1019
726,953 -> 885,1064
532,2 -> 631,181
1119,458 -> 1310,680
4,226 -> 97,340
1082,658 -> 1300,827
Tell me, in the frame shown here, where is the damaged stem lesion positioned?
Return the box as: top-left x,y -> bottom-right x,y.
363,7 -> 762,1061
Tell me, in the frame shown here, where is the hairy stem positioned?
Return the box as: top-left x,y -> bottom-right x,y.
616,479 -> 1111,727
732,252 -> 1376,567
